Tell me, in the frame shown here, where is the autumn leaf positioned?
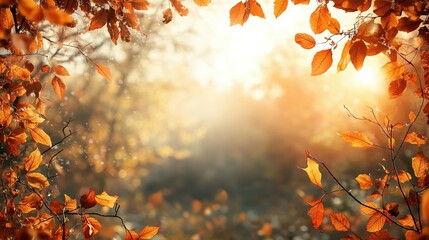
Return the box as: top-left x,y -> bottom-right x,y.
126,230 -> 139,240
249,0 -> 265,18
80,189 -> 97,209
64,194 -> 77,211
412,152 -> 429,178
82,215 -> 102,239
404,132 -> 426,145
392,170 -> 411,183
301,158 -> 322,189
360,202 -> 378,215
397,17 -> 422,33
292,0 -> 309,4
409,111 -> 416,123
52,76 -> 66,100
18,0 -> 44,22
349,40 -> 367,71
18,193 -> 43,213
381,62 -> 405,81
95,63 -> 112,82
139,226 -> 160,239
311,49 -> 332,76
170,0 -> 188,16
422,190 -> 429,226
30,127 -> 52,146
294,33 -> 315,49
405,230 -> 420,240
40,64 -> 51,73
337,40 -> 351,72
194,0 -> 211,7
355,174 -> 373,190
43,8 -> 75,26
327,17 -> 340,34
26,172 -> 49,189
132,0 -> 149,10
367,230 -> 390,239
95,191 -> 118,208
381,12 -> 398,31
398,214 -> 415,228
10,65 -> 31,80
308,201 -> 324,229
274,0 -> 288,18
89,9 -> 108,30
163,8 -> 173,24
330,213 -> 350,231
338,131 -> 373,148
366,212 -> 386,232
24,148 -> 42,172
388,78 -> 406,99
229,1 -> 246,26
53,65 -> 70,76
309,5 -> 330,34
49,200 -> 65,214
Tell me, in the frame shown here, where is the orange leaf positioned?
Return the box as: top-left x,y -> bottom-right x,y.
423,190 -> 429,224
327,17 -> 340,34
18,193 -> 43,213
404,132 -> 426,145
355,174 -> 373,190
194,0 -> 211,7
139,226 -> 160,239
388,78 -> 406,99
30,127 -> 52,146
301,158 -> 322,189
294,33 -> 315,49
95,191 -> 118,208
381,12 -> 398,31
162,8 -> 173,24
309,5 -> 330,34
89,9 -> 108,30
18,0 -> 44,22
132,0 -> 149,10
408,111 -> 416,123
308,201 -> 324,229
229,1 -> 246,26
311,49 -> 332,76
10,65 -> 31,80
53,65 -> 69,76
360,202 -> 378,215
381,62 -> 405,81
80,189 -> 97,209
95,63 -> 112,82
412,152 -> 429,178
397,17 -> 422,33
392,170 -> 411,183
52,76 -> 66,100
274,0 -> 288,18
330,213 -> 350,231
170,0 -> 188,16
43,8 -> 75,26
126,230 -> 139,240
292,0 -> 309,4
7,128 -> 27,156
405,230 -> 421,240
349,40 -> 367,71
366,212 -> 386,232
24,148 -> 42,172
64,194 -> 77,211
337,40 -> 351,72
40,64 -> 51,73
398,214 -> 415,228
249,0 -> 265,18
338,131 -> 373,148
26,172 -> 49,189
367,230 -> 390,239
82,215 -> 102,239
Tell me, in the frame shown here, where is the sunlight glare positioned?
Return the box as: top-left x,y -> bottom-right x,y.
357,67 -> 376,87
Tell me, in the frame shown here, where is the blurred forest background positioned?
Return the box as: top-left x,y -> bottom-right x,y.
24,0 -> 427,239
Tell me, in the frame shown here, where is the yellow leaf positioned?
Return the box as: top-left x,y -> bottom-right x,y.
301,158 -> 322,189
95,63 -> 112,82
355,174 -> 373,190
274,0 -> 288,18
24,148 -> 42,172
392,170 -> 411,183
409,111 -> 416,123
29,127 -> 52,146
64,194 -> 77,211
366,212 -> 386,232
338,131 -> 373,148
381,61 -> 405,81
95,191 -> 118,208
139,226 -> 160,239
311,49 -> 332,76
398,214 -> 415,228
405,132 -> 426,145
26,172 -> 49,189
337,40 -> 351,72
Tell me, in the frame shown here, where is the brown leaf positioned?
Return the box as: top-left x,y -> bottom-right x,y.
7,128 -> 27,156
95,63 -> 112,82
95,191 -> 118,208
373,0 -> 391,16
40,65 -> 51,73
162,8 -> 173,24
311,49 -> 332,76
49,200 -> 65,214
338,131 -> 373,148
388,78 -> 407,99
82,215 -> 102,239
89,9 -> 109,30
330,213 -> 350,231
52,76 -> 66,100
309,5 -> 330,34
404,132 -> 426,145
349,40 -> 367,71
355,174 -> 373,190
397,17 -> 422,33
132,0 -> 149,10
30,127 -> 52,146
308,201 -> 324,229
139,226 -> 160,239
381,12 -> 398,31
405,230 -> 420,240
24,148 -> 42,172
53,65 -> 69,76
412,152 -> 429,178
366,212 -> 386,232
80,189 -> 97,209
337,40 -> 351,72
385,202 -> 399,217
422,191 -> 429,227
294,33 -> 315,49
26,172 -> 49,189
301,158 -> 322,189
274,0 -> 288,18
229,1 -> 246,26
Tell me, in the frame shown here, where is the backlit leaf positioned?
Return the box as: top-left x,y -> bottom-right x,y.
381,12 -> 398,31
24,148 -> 42,172
412,152 -> 429,178
409,111 -> 416,123
309,5 -> 330,34
170,0 -> 188,16
337,40 -> 351,72
308,201 -> 324,229
30,127 -> 52,146
330,213 -> 350,231
82,215 -> 102,239
26,172 -> 49,189
274,0 -> 288,18
381,62 -> 405,80
64,194 -> 77,211
40,64 -> 51,73
360,202 -> 378,215
139,226 -> 160,239
355,174 -> 373,190
10,65 -> 31,80
18,193 -> 43,213
366,212 -> 386,232
398,214 -> 415,228
229,1 -> 246,26
43,8 -> 75,26
49,200 -> 65,214
388,78 -> 406,99
95,63 -> 112,82
338,131 -> 373,148
404,132 -> 426,145
89,9 -> 108,30
80,189 -> 97,209
132,0 -> 149,10
405,230 -> 420,240
301,158 -> 322,189
311,49 -> 332,76
52,76 -> 66,100
292,0 -> 309,4
249,0 -> 265,18
422,190 -> 429,226
53,65 -> 69,76
95,191 -> 118,208
295,33 -> 315,49
397,17 -> 422,33
126,230 -> 139,240
367,230 -> 390,239
18,0 -> 44,22
194,0 -> 211,7
392,170 -> 411,183
349,40 -> 367,71
327,17 -> 340,34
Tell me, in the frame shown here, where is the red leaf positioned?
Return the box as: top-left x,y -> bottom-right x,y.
80,189 -> 97,209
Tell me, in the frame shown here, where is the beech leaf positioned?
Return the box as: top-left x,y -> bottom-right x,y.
301,158 -> 322,189
95,63 -> 112,82
338,131 -> 373,148
311,49 -> 332,76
